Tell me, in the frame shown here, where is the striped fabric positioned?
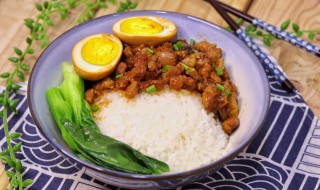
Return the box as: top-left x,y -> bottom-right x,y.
0,43 -> 319,189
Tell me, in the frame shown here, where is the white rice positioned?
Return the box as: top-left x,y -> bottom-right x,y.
94,89 -> 229,173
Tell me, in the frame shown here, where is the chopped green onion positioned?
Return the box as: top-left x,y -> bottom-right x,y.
190,39 -> 196,45
162,65 -> 173,72
146,84 -> 157,94
176,41 -> 183,49
173,41 -> 183,51
180,63 -> 191,71
216,84 -> 225,92
173,44 -> 179,51
146,47 -> 155,55
225,91 -> 231,97
215,67 -> 223,75
115,73 -> 124,79
190,49 -> 198,54
90,105 -> 99,112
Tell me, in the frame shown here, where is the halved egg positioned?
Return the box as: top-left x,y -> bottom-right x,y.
112,16 -> 177,46
72,34 -> 123,81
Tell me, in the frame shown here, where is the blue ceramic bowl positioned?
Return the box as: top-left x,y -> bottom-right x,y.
28,10 -> 270,189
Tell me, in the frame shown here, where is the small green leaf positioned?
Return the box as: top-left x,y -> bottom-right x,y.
14,47 -> 23,56
10,99 -> 19,113
40,41 -> 48,49
67,0 -> 76,8
26,48 -> 35,54
129,2 -> 138,9
23,179 -> 34,187
35,3 -> 43,11
13,142 -> 22,152
126,0 -> 132,4
99,2 -> 108,8
292,23 -> 299,32
17,71 -> 25,81
8,57 -> 19,63
269,34 -> 276,40
295,31 -> 303,37
47,19 -> 55,26
6,171 -> 14,178
12,83 -> 22,90
10,133 -> 22,139
235,18 -> 243,26
0,72 -> 10,78
26,37 -> 33,45
43,1 -> 49,9
15,160 -> 22,172
225,26 -> 233,32
11,177 -> 18,188
0,149 -> 9,156
88,10 -> 95,18
60,10 -> 67,20
86,2 -> 95,7
263,37 -> 271,47
280,19 -> 290,30
120,2 -> 128,9
6,157 -> 16,168
245,25 -> 256,33
117,7 -> 125,12
6,81 -> 12,91
108,0 -> 116,4
256,31 -> 263,36
308,32 -> 315,41
21,64 -> 30,71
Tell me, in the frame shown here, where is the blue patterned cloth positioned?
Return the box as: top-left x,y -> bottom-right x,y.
1,42 -> 320,190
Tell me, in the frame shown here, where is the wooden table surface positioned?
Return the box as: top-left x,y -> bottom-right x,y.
0,0 -> 319,188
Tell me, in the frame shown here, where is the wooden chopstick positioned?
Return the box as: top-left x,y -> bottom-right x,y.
217,1 -> 320,58
205,0 -> 295,92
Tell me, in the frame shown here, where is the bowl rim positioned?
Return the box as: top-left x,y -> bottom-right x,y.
28,10 -> 270,180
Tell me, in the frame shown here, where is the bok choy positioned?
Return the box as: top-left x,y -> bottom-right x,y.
46,62 -> 169,174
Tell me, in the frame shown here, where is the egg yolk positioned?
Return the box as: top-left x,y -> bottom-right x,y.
120,18 -> 163,35
81,37 -> 119,66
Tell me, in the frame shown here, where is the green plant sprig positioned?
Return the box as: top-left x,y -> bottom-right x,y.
117,0 -> 138,12
225,18 -> 320,47
0,0 -> 138,189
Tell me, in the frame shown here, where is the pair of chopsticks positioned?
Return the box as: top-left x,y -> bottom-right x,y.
205,0 -> 314,93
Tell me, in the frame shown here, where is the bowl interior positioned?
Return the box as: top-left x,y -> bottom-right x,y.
28,11 -> 270,177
